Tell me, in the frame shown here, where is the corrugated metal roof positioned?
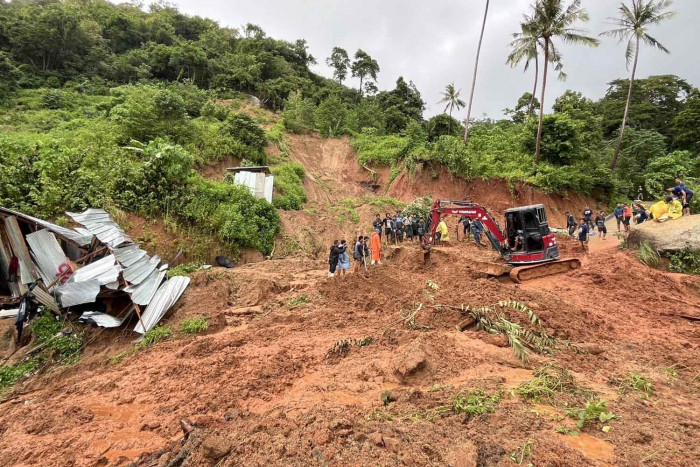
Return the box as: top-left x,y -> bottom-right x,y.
122,255 -> 160,285
71,254 -> 122,285
3,216 -> 36,284
124,270 -> 166,305
66,209 -> 133,248
32,285 -> 61,313
0,206 -> 92,247
58,280 -> 100,307
26,229 -> 68,290
134,276 -> 190,334
78,311 -> 123,328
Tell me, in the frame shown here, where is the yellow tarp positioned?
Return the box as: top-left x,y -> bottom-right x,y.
436,220 -> 450,242
650,200 -> 668,221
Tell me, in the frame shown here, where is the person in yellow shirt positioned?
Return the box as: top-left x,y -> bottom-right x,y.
649,199 -> 669,222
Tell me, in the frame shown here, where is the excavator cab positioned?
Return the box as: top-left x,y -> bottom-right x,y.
503,205 -> 559,264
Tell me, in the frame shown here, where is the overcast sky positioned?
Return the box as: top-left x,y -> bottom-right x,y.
162,0 -> 699,119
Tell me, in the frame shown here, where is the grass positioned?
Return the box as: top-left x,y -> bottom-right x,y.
179,317 -> 209,335
509,439 -> 534,465
287,294 -> 310,308
517,363 -> 591,404
566,398 -> 618,429
0,357 -> 43,391
167,262 -> 201,278
453,388 -> 501,417
326,337 -> 373,359
637,242 -> 660,267
616,372 -> 655,399
140,325 -> 173,347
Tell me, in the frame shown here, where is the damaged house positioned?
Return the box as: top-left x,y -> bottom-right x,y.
0,207 -> 189,335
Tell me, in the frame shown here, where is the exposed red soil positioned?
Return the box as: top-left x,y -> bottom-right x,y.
1,134 -> 698,466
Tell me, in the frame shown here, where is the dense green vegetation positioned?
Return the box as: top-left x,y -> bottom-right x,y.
0,0 -> 698,258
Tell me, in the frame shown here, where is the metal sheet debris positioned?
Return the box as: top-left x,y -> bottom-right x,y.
0,308 -> 19,319
32,286 -> 61,313
71,254 -> 121,285
58,280 -> 100,308
124,270 -> 166,306
78,311 -> 123,328
0,207 -> 92,246
4,216 -> 37,285
134,276 -> 190,334
66,209 -> 132,248
26,229 -> 68,290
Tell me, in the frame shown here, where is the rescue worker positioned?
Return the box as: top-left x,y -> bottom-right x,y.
370,231 -> 381,265
436,219 -> 450,244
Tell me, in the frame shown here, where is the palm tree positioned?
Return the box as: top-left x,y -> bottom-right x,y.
530,0 -> 599,164
439,84 -> 466,135
602,0 -> 675,170
464,0 -> 489,145
507,17 -> 540,116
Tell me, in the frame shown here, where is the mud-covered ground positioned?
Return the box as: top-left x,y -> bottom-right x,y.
0,229 -> 698,467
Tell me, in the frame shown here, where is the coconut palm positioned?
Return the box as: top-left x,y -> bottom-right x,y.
439,83 -> 466,135
602,0 -> 675,170
507,17 -> 541,117
464,0 -> 489,145
530,0 -> 599,164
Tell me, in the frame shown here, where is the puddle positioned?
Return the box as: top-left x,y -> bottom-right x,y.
558,432 -> 615,463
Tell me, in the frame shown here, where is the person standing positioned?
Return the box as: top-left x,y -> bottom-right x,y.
405,215 -> 414,241
384,214 -> 394,243
667,179 -> 694,216
578,218 -> 589,253
337,240 -> 351,276
457,216 -> 471,241
594,211 -> 607,240
394,214 -> 404,243
613,203 -> 624,232
353,237 -> 364,273
583,206 -> 594,230
622,203 -> 633,232
328,240 -> 345,277
471,218 -> 485,247
370,231 -> 382,265
417,217 -> 426,241
565,211 -> 577,237
635,202 -> 648,224
373,214 -> 383,237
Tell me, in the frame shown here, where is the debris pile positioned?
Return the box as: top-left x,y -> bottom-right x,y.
0,207 -> 189,335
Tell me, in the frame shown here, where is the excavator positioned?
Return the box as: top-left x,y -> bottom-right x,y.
423,200 -> 581,282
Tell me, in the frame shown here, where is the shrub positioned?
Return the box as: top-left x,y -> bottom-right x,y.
180,317 -> 209,335
271,162 -> 307,210
140,325 -> 173,347
668,249 -> 700,275
283,91 -> 316,133
453,388 -> 501,416
167,262 -> 201,277
41,89 -> 68,109
220,113 -> 267,162
315,95 -> 348,137
350,130 -> 409,166
0,358 -> 43,389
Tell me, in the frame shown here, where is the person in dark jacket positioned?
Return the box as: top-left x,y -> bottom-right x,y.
373,214 -> 383,237
565,211 -> 577,236
353,237 -> 365,273
328,240 -> 345,277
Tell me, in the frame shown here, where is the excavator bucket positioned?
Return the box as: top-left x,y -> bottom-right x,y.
509,258 -> 582,283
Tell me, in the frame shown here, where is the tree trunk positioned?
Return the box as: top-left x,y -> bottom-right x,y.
529,53 -> 539,117
448,106 -> 453,134
464,0 -> 490,145
359,75 -> 364,97
534,38 -> 549,164
611,36 -> 640,170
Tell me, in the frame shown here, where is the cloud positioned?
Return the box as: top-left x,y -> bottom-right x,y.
164,0 -> 699,119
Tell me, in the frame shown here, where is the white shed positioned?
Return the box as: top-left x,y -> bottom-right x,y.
226,166 -> 274,203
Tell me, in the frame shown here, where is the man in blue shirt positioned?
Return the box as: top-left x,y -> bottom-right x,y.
668,179 -> 693,216
613,203 -> 624,233
471,218 -> 485,247
578,217 -> 589,253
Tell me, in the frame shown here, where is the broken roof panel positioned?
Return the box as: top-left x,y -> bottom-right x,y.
78,311 -> 123,328
58,279 -> 100,307
66,209 -> 133,248
122,255 -> 160,285
26,229 -> 68,289
124,270 -> 166,306
0,207 -> 92,247
134,276 -> 190,334
71,254 -> 121,285
114,245 -> 147,268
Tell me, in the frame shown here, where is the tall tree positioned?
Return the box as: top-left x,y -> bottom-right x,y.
351,49 -> 380,96
602,0 -> 675,169
464,0 -> 489,145
326,47 -> 350,84
507,17 -> 541,116
530,0 -> 599,164
438,83 -> 466,134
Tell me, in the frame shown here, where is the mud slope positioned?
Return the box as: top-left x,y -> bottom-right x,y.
0,237 -> 698,466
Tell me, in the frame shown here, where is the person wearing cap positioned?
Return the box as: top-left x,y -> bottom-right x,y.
594,211 -> 607,240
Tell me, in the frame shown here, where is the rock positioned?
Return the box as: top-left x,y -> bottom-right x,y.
328,418 -> 352,430
445,441 -> 478,467
628,215 -> 700,253
392,341 -> 428,381
224,410 -> 239,421
383,436 -> 400,453
312,429 -> 331,446
578,343 -> 605,355
480,333 -> 509,348
368,431 -> 385,447
202,432 -> 232,460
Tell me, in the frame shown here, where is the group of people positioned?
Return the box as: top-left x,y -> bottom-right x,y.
328,233 -> 382,277
564,178 -> 694,253
372,212 -> 427,244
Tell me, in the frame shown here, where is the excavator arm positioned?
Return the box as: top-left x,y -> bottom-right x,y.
425,200 -> 507,255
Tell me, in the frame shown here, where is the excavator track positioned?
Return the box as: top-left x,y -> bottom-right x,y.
509,258 -> 582,283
